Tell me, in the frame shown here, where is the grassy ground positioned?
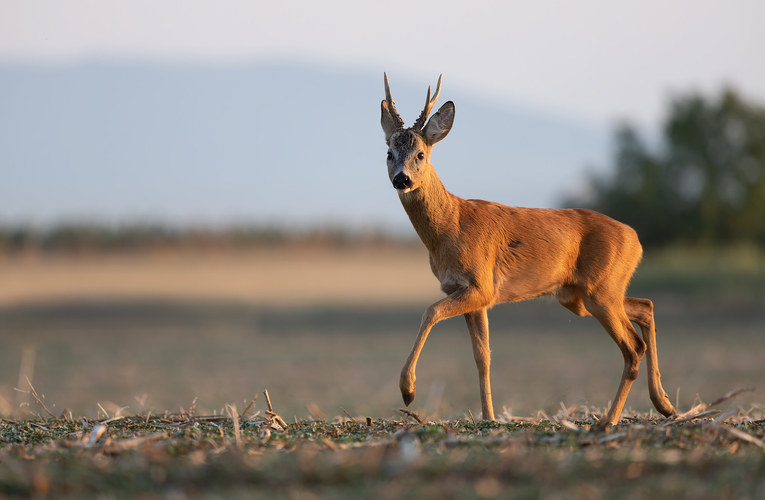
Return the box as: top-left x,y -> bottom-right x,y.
1,403 -> 763,499
1,244 -> 764,498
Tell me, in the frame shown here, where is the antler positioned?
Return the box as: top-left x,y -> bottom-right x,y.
412,74 -> 442,131
384,72 -> 405,130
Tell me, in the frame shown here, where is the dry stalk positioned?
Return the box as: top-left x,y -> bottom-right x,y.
711,408 -> 740,425
660,388 -> 756,428
86,424 -> 108,448
99,416 -> 126,425
306,401 -> 326,421
241,395 -> 258,418
104,433 -> 167,452
22,377 -> 56,418
674,387 -> 755,421
264,390 -> 274,412
712,424 -> 765,450
262,390 -> 288,429
340,407 -> 356,422
226,404 -> 242,450
558,419 -> 580,431
398,408 -> 423,424
97,403 -> 110,420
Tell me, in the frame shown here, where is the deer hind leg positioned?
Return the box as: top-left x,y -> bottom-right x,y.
557,286 -> 592,317
624,297 -> 677,417
464,308 -> 495,421
585,296 -> 647,426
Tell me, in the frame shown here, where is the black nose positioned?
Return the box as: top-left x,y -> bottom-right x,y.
392,173 -> 413,190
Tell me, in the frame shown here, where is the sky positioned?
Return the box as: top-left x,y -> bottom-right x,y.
2,0 -> 764,127
1,1 -> 764,229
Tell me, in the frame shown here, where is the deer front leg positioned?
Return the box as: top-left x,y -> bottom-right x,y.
464,308 -> 495,421
400,286 -> 493,409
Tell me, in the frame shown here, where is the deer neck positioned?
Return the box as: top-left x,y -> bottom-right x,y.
399,169 -> 458,253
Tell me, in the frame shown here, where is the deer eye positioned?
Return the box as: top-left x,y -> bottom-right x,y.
417,152 -> 425,161
387,151 -> 393,160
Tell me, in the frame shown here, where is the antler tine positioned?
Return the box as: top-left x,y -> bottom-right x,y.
431,74 -> 442,106
384,72 -> 405,129
413,74 -> 443,130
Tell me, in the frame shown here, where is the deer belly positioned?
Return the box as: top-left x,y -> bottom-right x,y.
496,275 -> 560,302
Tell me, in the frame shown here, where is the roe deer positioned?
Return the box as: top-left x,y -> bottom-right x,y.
380,73 -> 677,425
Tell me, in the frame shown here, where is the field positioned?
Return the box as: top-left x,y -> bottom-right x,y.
1,244 -> 764,498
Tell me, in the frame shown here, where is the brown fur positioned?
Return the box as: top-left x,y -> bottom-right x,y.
380,75 -> 677,425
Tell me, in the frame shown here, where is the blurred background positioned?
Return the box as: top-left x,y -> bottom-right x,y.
1,1 -> 764,421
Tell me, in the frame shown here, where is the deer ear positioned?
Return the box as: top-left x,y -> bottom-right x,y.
423,101 -> 454,145
381,100 -> 399,142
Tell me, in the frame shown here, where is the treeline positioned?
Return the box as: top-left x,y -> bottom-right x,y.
569,88 -> 765,248
0,224 -> 409,254
5,89 -> 763,253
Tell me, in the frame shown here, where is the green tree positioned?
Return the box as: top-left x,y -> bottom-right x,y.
573,89 -> 765,248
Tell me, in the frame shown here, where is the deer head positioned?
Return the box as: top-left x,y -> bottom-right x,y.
381,73 -> 455,193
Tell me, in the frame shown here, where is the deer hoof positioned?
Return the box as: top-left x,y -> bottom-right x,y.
652,393 -> 677,417
593,418 -> 613,431
401,390 -> 415,407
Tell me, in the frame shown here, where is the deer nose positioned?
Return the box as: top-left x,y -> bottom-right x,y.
392,173 -> 413,190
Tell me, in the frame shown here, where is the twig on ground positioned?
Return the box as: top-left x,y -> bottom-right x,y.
306,402 -> 326,421
598,432 -> 627,444
468,409 -> 476,425
661,409 -> 721,427
241,395 -> 258,418
264,390 -> 274,413
22,377 -> 56,418
263,389 -> 289,429
340,407 -> 356,422
97,403 -> 110,420
500,406 -> 539,424
191,415 -> 231,422
398,408 -> 423,424
712,424 -> 765,450
558,419 -> 580,431
659,388 -> 756,428
104,433 -> 166,452
226,404 -> 242,449
86,424 -> 108,448
711,408 -> 740,425
99,416 -> 126,425
674,388 -> 756,421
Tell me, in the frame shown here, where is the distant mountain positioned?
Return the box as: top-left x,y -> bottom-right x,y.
0,62 -> 608,232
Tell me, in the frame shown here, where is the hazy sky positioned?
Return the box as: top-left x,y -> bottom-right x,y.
2,0 -> 764,127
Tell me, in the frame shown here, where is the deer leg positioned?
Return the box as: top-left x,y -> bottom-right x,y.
587,299 -> 647,426
400,286 -> 492,408
624,297 -> 677,417
464,308 -> 495,421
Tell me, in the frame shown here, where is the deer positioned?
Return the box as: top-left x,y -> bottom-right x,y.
380,73 -> 678,426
